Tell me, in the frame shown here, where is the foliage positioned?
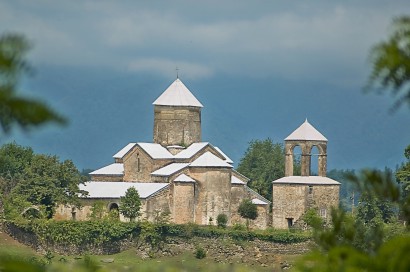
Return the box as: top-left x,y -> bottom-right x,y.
7,220 -> 140,249
89,201 -> 106,220
0,143 -> 85,219
194,246 -> 206,259
119,187 -> 141,221
216,214 -> 228,228
238,199 -> 258,230
297,168 -> 410,270
153,209 -> 171,224
396,144 -> 410,199
327,169 -> 357,211
301,208 -> 323,229
237,139 -> 288,201
5,220 -> 310,255
366,16 -> 410,109
0,33 -> 65,134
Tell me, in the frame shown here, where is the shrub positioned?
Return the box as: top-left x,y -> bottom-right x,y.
232,223 -> 246,231
216,214 -> 228,228
194,246 -> 206,259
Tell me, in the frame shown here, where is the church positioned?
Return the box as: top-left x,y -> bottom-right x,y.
55,78 -> 339,229
55,78 -> 271,229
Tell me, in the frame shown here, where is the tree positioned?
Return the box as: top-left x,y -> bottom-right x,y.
238,199 -> 258,230
0,33 -> 66,134
366,16 -> 410,109
119,187 -> 141,221
237,139 -> 289,201
396,144 -> 410,198
296,17 -> 410,269
216,213 -> 228,228
0,142 -> 85,219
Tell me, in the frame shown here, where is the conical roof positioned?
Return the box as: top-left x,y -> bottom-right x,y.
153,78 -> 203,107
285,119 -> 327,141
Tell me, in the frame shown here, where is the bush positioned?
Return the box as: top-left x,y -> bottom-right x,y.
232,223 -> 246,231
216,214 -> 228,228
194,246 -> 206,259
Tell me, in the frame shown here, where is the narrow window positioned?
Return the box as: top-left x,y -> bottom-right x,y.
308,185 -> 313,194
320,208 -> 327,218
71,207 -> 76,221
286,218 -> 294,228
137,157 -> 141,172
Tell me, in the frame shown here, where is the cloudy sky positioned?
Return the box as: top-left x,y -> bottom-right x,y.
1,0 -> 409,171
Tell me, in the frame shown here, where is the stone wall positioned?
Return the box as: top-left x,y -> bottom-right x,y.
4,222 -> 313,262
272,184 -> 308,229
90,175 -> 123,182
54,198 -> 150,222
153,105 -> 201,146
189,167 -> 231,225
122,146 -> 171,182
145,189 -> 171,222
171,182 -> 195,224
272,183 -> 339,229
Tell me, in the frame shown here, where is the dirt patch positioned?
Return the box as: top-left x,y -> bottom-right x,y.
0,231 -> 24,247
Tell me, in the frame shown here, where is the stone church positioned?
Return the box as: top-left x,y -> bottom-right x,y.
55,78 -> 339,229
55,78 -> 270,229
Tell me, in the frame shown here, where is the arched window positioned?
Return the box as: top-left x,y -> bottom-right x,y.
108,203 -> 120,220
292,145 -> 302,176
310,146 -> 320,176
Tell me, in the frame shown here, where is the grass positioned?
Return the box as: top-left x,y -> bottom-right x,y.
0,230 -> 299,271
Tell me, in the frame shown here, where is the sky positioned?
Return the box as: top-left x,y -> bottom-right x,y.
1,0 -> 409,172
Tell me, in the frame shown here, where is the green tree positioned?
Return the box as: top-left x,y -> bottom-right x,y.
396,144 -> 410,198
238,199 -> 258,230
216,213 -> 228,228
237,139 -> 289,201
0,33 -> 65,134
119,187 -> 141,221
0,142 -> 85,219
366,16 -> 410,109
327,169 -> 357,212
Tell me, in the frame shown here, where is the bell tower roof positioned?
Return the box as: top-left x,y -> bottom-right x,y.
153,78 -> 203,108
285,119 -> 327,142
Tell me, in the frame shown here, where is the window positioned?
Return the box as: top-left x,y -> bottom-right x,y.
137,157 -> 140,172
320,208 -> 327,218
286,218 -> 294,228
308,185 -> 313,194
71,207 -> 76,221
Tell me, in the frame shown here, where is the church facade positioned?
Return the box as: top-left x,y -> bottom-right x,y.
55,78 -> 339,229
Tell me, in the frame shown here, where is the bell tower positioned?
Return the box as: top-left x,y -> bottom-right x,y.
152,78 -> 203,146
284,119 -> 328,177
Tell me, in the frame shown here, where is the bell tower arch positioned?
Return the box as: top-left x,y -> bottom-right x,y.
284,119 -> 328,177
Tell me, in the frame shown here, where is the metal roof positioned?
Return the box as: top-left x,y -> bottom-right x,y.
252,198 -> 269,205
272,176 -> 340,185
285,119 -> 327,141
113,143 -> 137,159
138,143 -> 174,159
189,152 -> 233,168
174,174 -> 196,183
113,142 -> 174,160
231,175 -> 245,185
153,78 -> 203,107
80,182 -> 169,199
174,142 -> 209,159
89,163 -> 124,175
214,146 -> 233,164
151,163 -> 190,176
